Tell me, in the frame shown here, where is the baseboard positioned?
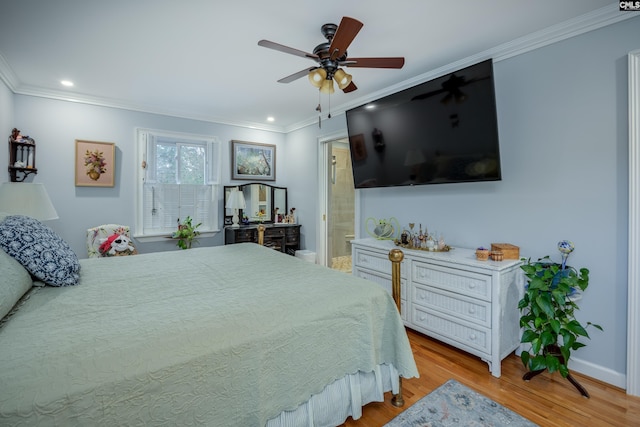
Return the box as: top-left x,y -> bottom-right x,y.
516,345 -> 626,390
569,357 -> 626,390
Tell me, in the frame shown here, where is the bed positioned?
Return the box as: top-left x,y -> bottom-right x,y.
0,215 -> 418,426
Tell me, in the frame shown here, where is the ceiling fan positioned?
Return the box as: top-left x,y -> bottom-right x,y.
258,16 -> 405,94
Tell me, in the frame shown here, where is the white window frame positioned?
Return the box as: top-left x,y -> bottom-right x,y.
135,128 -> 221,241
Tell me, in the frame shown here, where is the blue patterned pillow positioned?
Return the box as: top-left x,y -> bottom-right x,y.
0,215 -> 80,287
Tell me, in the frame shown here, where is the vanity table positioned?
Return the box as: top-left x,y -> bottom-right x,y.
225,224 -> 300,255
223,183 -> 300,255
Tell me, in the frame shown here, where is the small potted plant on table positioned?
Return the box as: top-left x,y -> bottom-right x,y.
518,240 -> 602,397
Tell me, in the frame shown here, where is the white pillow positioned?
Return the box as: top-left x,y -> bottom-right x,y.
0,247 -> 33,320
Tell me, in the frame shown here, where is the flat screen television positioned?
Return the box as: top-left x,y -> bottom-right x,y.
346,59 -> 501,188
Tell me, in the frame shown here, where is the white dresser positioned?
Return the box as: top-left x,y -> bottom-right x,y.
351,238 -> 523,378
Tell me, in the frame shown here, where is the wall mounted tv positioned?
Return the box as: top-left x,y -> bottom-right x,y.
346,59 -> 501,189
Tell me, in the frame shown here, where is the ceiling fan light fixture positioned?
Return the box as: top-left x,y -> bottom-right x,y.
320,78 -> 335,94
308,68 -> 327,88
333,68 -> 352,90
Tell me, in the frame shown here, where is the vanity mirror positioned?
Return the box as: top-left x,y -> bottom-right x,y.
224,183 -> 287,224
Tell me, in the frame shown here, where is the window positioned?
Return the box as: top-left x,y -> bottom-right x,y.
136,128 -> 221,238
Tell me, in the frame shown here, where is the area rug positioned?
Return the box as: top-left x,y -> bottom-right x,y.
384,379 -> 538,427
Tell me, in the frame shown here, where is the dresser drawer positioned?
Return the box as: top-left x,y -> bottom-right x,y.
412,306 -> 491,354
412,262 -> 491,301
412,284 -> 490,328
353,248 -> 407,277
234,229 -> 256,243
264,227 -> 285,238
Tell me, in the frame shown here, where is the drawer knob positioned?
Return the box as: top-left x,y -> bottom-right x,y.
468,283 -> 476,289
468,307 -> 476,314
469,333 -> 477,341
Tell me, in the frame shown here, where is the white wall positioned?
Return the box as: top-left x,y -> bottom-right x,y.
7,96 -> 285,256
290,16 -> 640,386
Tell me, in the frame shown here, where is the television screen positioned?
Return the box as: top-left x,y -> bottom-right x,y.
346,59 -> 501,188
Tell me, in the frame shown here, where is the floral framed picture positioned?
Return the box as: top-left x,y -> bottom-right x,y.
231,140 -> 276,181
75,140 -> 115,187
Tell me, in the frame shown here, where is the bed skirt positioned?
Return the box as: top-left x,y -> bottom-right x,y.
267,363 -> 398,427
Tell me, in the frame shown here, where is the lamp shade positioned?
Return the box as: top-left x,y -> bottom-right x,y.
0,182 -> 59,221
225,187 -> 246,210
308,68 -> 327,88
320,78 -> 335,94
333,68 -> 352,90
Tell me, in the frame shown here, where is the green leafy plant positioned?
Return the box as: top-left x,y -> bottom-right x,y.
518,256 -> 602,378
172,216 -> 201,249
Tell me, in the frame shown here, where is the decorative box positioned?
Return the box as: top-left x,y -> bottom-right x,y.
475,249 -> 490,261
490,243 -> 519,259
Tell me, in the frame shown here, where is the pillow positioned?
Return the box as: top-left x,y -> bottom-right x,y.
0,215 -> 80,287
0,247 -> 33,319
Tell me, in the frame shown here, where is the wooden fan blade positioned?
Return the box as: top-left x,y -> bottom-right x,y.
342,81 -> 358,93
343,57 -> 405,69
329,17 -> 363,60
258,40 -> 318,60
278,67 -> 315,83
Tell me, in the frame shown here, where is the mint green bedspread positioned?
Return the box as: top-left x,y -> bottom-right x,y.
0,243 -> 418,426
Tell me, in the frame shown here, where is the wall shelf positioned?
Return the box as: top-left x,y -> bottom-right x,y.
8,129 -> 37,182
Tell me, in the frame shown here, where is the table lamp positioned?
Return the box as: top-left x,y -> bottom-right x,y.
225,187 -> 246,228
0,182 -> 59,221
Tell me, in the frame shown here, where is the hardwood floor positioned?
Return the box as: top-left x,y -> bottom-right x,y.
340,329 -> 640,427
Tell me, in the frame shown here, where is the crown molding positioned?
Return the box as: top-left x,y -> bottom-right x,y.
1,4 -> 634,135
283,4 -> 635,133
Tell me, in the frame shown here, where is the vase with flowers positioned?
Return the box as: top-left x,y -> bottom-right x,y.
84,149 -> 107,181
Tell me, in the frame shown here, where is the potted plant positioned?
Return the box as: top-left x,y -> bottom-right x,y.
172,216 -> 201,249
518,241 -> 602,387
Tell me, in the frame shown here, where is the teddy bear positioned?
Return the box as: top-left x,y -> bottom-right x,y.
98,233 -> 137,257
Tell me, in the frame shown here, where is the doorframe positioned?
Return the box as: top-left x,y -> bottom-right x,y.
317,131 -> 359,267
627,48 -> 640,396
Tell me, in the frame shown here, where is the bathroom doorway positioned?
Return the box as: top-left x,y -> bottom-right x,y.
325,138 -> 355,273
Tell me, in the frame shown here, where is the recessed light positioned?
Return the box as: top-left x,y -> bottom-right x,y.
267,116 -> 275,122
365,104 -> 376,110
60,80 -> 74,87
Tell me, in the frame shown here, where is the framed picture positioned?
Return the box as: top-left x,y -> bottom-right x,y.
75,140 -> 116,187
231,140 -> 276,181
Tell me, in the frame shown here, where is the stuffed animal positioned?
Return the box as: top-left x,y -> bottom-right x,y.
98,233 -> 137,257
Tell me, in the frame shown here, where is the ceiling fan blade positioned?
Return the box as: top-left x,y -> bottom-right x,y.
329,17 -> 363,60
342,81 -> 357,93
343,57 -> 405,69
277,67 -> 315,83
258,40 -> 318,60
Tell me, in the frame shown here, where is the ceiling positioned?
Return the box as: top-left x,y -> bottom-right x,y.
0,0 -> 619,133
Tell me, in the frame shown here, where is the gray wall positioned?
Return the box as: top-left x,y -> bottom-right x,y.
2,95 -> 285,255
286,16 -> 640,386
1,15 -> 638,387
0,78 -> 13,152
